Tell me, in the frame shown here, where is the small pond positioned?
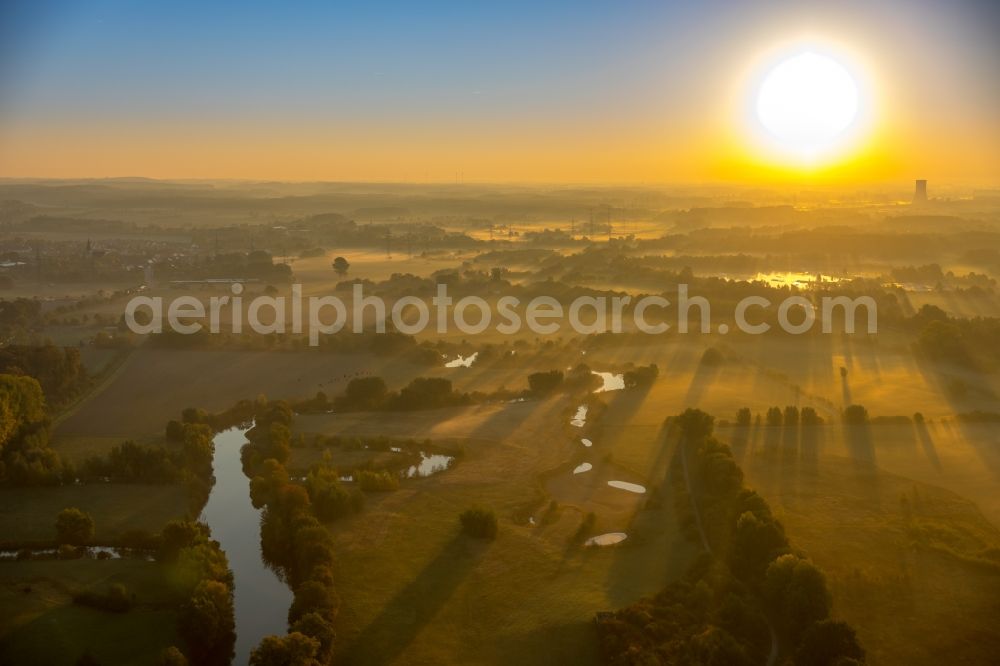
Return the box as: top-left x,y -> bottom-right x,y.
444,352 -> 478,368
592,371 -> 624,393
585,532 -> 628,547
607,480 -> 646,494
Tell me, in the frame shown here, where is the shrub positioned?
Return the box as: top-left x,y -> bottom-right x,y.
701,347 -> 724,365
623,364 -> 659,388
73,583 -> 133,612
306,467 -> 364,521
356,469 -> 400,492
460,507 -> 498,540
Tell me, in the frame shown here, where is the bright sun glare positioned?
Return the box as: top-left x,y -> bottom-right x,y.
755,51 -> 860,160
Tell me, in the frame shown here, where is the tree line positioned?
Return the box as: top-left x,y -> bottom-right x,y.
597,409 -> 865,666
0,373 -> 74,486
240,399 -> 347,665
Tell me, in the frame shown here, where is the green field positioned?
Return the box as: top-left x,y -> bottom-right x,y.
0,559 -> 182,666
0,484 -> 189,545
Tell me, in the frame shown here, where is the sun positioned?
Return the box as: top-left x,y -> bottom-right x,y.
754,51 -> 861,161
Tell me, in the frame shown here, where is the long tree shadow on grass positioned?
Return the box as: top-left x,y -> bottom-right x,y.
843,421 -> 882,508
840,371 -> 852,408
499,620 -> 599,666
799,424 -> 823,471
341,532 -> 490,665
913,354 -> 1000,479
914,418 -> 943,471
683,357 -> 721,408
844,422 -> 876,468
601,424 -> 699,609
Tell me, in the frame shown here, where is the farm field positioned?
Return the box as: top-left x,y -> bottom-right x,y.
741,455 -> 1000,665
0,484 -> 189,545
295,398 -> 698,664
0,559 -> 182,666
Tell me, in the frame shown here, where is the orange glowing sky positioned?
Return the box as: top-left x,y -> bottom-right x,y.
0,1 -> 997,184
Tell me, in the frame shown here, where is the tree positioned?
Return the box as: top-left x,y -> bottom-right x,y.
735,407 -> 752,427
259,400 -> 294,427
801,407 -> 823,426
264,423 -> 292,464
729,510 -> 789,581
178,579 -> 235,665
527,370 -> 563,395
291,525 -> 337,579
842,404 -> 869,425
159,520 -> 202,561
156,647 -> 189,666
305,465 -> 363,521
181,407 -> 207,424
794,620 -> 865,666
675,408 -> 715,443
565,364 -> 598,390
340,376 -> 388,410
784,406 -> 800,427
56,507 -> 94,546
764,554 -> 832,643
689,626 -> 753,666
291,613 -> 335,664
0,373 -> 68,486
250,458 -> 290,508
181,424 -> 215,476
0,373 -> 46,450
332,257 -> 350,277
288,580 -> 338,624
393,377 -> 458,410
917,319 -> 972,366
766,406 -> 783,427
250,632 -> 321,666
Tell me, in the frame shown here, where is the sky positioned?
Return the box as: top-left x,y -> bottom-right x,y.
0,0 -> 998,184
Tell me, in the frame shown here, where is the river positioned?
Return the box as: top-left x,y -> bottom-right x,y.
201,426 -> 293,665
